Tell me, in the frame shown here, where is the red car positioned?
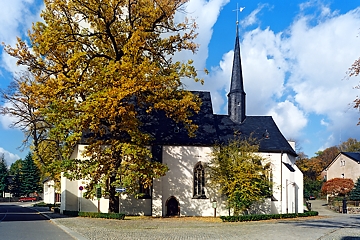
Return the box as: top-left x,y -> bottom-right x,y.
19,197 -> 37,202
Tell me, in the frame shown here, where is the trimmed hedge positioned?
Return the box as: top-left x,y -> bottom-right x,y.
220,211 -> 318,222
78,212 -> 125,220
62,210 -> 125,220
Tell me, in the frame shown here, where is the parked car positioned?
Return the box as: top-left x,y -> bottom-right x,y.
309,196 -> 316,200
19,197 -> 37,202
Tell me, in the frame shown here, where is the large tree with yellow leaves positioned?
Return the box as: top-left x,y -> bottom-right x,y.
207,137 -> 272,215
3,0 -> 202,212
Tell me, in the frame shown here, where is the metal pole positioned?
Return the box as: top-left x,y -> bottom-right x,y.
286,179 -> 288,214
98,199 -> 100,213
119,194 -> 121,214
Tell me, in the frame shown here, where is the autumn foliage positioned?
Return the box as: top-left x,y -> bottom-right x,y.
1,0 -> 203,209
207,137 -> 272,215
321,178 -> 354,196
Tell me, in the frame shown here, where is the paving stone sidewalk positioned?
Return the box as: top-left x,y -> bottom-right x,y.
33,200 -> 360,240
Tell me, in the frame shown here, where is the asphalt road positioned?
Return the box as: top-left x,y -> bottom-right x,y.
0,202 -> 75,240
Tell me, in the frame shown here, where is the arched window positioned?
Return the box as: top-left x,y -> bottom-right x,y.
193,162 -> 206,198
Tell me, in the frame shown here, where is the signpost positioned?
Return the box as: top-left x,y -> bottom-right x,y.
79,186 -> 83,212
96,185 -> 101,213
115,187 -> 126,214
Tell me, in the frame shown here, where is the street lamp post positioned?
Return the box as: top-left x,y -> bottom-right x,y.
212,199 -> 217,217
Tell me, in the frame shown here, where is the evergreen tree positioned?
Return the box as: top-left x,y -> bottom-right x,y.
8,159 -> 23,197
0,154 -> 8,197
350,177 -> 360,200
21,153 -> 41,196
9,159 -> 22,175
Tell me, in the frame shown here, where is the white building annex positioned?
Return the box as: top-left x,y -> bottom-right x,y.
60,24 -> 303,216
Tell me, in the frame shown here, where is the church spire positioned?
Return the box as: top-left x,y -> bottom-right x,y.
228,22 -> 246,124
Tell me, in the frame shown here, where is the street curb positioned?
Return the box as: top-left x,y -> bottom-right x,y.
37,210 -> 89,240
46,217 -> 89,240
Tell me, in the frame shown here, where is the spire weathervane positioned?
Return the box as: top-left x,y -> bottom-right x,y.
233,4 -> 245,25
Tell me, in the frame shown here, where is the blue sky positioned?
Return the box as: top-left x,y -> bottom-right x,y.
1,0 -> 360,166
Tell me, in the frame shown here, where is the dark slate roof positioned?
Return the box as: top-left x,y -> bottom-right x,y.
81,91 -> 296,156
341,152 -> 360,163
214,114 -> 296,155
141,91 -> 296,156
229,26 -> 245,96
140,91 -> 218,146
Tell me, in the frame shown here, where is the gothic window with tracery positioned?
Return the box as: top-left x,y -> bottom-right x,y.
193,162 -> 206,198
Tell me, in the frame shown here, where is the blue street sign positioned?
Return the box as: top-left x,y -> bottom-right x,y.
115,187 -> 126,193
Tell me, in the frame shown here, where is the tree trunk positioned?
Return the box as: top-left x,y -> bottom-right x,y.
108,176 -> 119,213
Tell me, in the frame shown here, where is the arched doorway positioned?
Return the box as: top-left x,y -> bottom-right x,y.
166,196 -> 179,216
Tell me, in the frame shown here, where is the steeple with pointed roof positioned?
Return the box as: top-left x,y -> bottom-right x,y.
228,24 -> 246,124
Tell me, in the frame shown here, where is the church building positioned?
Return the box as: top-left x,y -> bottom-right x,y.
60,24 -> 303,216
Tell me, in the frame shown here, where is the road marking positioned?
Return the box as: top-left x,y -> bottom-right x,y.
0,209 -> 9,222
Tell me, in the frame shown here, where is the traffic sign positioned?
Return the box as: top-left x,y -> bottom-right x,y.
79,186 -> 84,191
115,187 -> 126,193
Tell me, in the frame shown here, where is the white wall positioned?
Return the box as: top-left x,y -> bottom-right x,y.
153,145 -> 229,217
120,195 -> 151,215
61,144 -> 303,216
327,154 -> 360,182
43,180 -> 55,204
258,152 -> 303,214
60,144 -> 109,213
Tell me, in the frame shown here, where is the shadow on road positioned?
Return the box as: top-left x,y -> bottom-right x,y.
0,205 -> 70,222
279,215 -> 360,229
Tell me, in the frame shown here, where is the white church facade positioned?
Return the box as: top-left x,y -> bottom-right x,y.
60,26 -> 303,216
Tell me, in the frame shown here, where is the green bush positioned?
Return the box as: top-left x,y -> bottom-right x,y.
62,210 -> 125,220
78,212 -> 125,220
33,202 -> 48,207
298,211 -> 318,217
220,211 -> 318,222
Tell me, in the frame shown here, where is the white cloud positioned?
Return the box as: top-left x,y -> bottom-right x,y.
267,100 -> 308,140
2,0 -> 360,158
0,101 -> 21,130
320,118 -> 329,127
193,4 -> 360,155
283,7 -> 360,150
173,0 -> 230,112
240,4 -> 267,28
0,0 -> 43,75
0,147 -> 20,166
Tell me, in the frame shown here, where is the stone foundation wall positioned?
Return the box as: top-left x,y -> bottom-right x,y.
347,207 -> 360,214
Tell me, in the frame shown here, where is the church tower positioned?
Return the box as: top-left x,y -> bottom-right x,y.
227,24 -> 246,124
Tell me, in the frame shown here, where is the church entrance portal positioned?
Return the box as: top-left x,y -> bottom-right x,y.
166,196 -> 179,216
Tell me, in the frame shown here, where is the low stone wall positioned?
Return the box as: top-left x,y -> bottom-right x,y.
347,207 -> 360,214
328,200 -> 360,214
328,204 -> 340,212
